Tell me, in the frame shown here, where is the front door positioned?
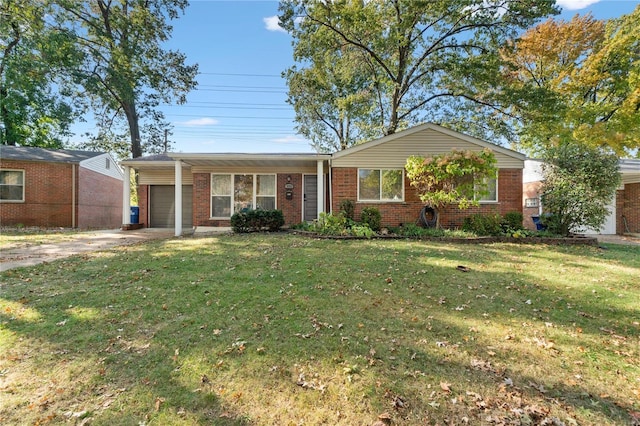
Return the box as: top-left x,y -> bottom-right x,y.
303,175 -> 318,222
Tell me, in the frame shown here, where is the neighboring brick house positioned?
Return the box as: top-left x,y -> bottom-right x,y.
121,123 -> 526,235
523,159 -> 640,235
0,146 -> 124,228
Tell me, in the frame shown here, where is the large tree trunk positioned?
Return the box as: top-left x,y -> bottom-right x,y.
124,100 -> 141,158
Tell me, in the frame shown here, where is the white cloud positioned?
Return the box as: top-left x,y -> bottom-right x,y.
179,117 -> 219,127
555,0 -> 601,10
263,15 -> 285,33
271,135 -> 306,145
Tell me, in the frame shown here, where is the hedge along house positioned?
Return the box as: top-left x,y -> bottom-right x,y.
523,158 -> 640,235
0,145 -> 124,228
121,123 -> 526,236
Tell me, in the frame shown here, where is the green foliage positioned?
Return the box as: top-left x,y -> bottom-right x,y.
339,199 -> 355,221
462,213 -> 503,236
279,0 -> 558,150
350,224 -> 375,239
405,149 -> 498,212
312,212 -> 348,235
0,0 -> 82,147
502,211 -> 524,232
360,207 -> 381,232
541,143 -> 621,236
230,209 -> 284,233
496,9 -> 640,157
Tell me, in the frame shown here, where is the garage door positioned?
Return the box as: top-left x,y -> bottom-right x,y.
149,185 -> 193,228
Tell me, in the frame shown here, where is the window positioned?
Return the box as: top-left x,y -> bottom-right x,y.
525,198 -> 539,208
0,170 -> 25,202
476,176 -> 498,202
358,169 -> 403,201
211,173 -> 277,218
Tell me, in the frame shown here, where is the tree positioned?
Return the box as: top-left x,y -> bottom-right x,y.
54,0 -> 198,158
498,8 -> 640,157
540,143 -> 620,236
405,148 -> 497,227
279,0 -> 558,151
0,0 -> 82,147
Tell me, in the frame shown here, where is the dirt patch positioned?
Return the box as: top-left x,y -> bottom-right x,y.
0,229 -> 173,272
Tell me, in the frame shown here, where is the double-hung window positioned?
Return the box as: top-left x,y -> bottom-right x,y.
211,173 -> 276,218
358,169 -> 403,201
0,170 -> 25,202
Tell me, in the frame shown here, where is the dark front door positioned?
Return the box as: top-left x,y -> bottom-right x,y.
303,175 -> 317,222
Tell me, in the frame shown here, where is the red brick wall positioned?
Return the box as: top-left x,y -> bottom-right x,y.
189,172 -> 304,227
523,181 -> 543,231
77,167 -> 123,229
618,183 -> 640,234
0,160 -> 74,227
137,185 -> 149,227
330,167 -> 523,228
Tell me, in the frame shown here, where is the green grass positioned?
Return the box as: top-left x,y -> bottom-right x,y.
1,234 -> 639,425
0,227 -> 83,249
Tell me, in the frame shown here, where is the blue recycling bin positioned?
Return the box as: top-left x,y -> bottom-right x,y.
531,215 -> 545,231
130,206 -> 140,224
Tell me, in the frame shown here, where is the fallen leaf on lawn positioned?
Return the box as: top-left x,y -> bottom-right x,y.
440,382 -> 452,393
456,265 -> 471,272
154,397 -> 165,411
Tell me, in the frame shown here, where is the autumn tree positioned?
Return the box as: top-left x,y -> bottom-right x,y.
498,8 -> 640,156
0,0 -> 82,147
405,149 -> 497,227
279,0 -> 558,151
54,0 -> 198,158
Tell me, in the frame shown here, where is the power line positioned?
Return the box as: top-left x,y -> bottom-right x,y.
198,72 -> 281,78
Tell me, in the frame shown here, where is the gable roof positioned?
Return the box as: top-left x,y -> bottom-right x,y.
331,123 -> 525,161
0,145 -> 105,164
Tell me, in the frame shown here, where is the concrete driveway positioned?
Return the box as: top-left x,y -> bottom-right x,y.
0,229 -> 174,272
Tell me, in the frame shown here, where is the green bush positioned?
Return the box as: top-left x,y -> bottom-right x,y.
360,207 -> 381,231
231,209 -> 284,233
501,211 -> 524,232
339,199 -> 355,221
350,224 -> 375,238
313,212 -> 348,235
462,213 -> 502,236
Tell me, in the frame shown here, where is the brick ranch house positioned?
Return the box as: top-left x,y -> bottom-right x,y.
523,158 -> 640,235
121,123 -> 525,236
0,145 -> 124,228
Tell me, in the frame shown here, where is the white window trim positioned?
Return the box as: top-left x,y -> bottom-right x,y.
357,168 -> 405,202
210,173 -> 277,219
0,169 -> 25,203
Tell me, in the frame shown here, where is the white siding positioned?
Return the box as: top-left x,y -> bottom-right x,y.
139,168 -> 193,185
332,128 -> 523,169
80,154 -> 124,180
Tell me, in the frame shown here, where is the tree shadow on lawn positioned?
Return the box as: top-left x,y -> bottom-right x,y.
0,235 -> 637,424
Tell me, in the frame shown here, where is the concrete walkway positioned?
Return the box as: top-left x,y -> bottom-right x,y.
0,228 -> 174,272
596,234 -> 640,246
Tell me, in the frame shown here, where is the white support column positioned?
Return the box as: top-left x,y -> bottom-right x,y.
122,165 -> 131,226
174,160 -> 183,236
316,160 -> 324,216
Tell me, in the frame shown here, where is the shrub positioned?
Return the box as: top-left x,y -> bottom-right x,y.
339,199 -> 355,221
462,213 -> 502,236
231,209 -> 284,233
501,211 -> 524,232
360,207 -> 381,231
313,212 -> 348,235
350,224 -> 375,238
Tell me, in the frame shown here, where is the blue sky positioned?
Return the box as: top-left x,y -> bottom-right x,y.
72,0 -> 640,155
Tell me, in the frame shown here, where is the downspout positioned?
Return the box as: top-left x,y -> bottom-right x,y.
72,164 -> 76,228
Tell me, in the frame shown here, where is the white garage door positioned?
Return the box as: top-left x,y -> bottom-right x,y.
149,185 -> 193,228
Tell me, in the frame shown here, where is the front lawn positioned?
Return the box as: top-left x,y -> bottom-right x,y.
1,234 -> 638,425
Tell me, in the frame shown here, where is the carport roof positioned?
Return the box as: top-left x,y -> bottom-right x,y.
0,145 -> 105,163
122,152 -> 331,169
